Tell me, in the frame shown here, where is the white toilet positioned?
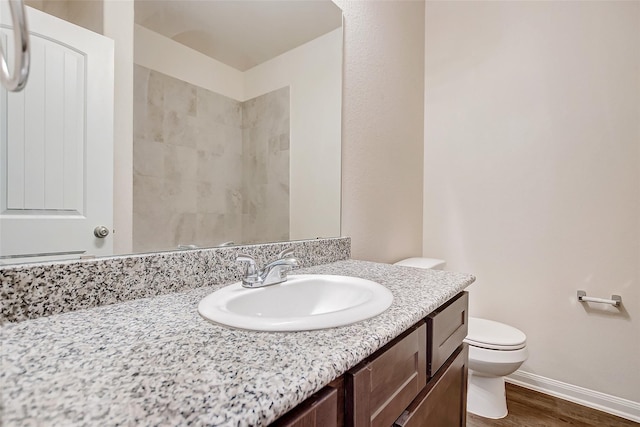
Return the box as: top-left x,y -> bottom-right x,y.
394,257 -> 446,270
394,257 -> 528,419
464,317 -> 528,418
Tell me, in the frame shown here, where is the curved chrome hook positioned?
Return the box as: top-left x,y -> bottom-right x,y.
0,0 -> 30,92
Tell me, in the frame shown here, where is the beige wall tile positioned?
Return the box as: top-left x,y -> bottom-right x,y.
197,88 -> 242,127
169,212 -> 197,248
164,178 -> 197,214
145,70 -> 165,143
164,145 -> 198,183
133,138 -> 164,178
133,66 -> 290,250
132,174 -> 164,215
132,208 -> 172,253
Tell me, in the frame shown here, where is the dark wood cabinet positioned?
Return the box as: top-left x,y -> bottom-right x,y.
272,381 -> 341,427
272,292 -> 469,427
345,322 -> 427,427
427,292 -> 469,377
394,344 -> 469,427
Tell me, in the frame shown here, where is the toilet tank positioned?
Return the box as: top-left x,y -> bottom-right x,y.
394,257 -> 446,270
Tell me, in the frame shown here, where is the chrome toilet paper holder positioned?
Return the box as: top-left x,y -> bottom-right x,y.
577,290 -> 622,308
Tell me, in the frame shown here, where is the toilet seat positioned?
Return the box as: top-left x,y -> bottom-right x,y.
465,317 -> 526,351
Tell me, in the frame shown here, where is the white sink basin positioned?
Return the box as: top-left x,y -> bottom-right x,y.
198,274 -> 393,331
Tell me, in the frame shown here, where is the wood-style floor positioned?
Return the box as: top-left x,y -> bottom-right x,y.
466,383 -> 639,427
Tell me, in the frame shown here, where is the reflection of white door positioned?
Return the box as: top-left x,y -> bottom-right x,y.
0,6 -> 114,263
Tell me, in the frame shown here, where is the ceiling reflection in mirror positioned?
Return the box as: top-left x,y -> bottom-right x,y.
0,0 -> 343,265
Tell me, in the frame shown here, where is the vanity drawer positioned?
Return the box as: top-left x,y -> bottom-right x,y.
272,382 -> 340,427
346,321 -> 427,427
394,344 -> 469,427
427,292 -> 468,377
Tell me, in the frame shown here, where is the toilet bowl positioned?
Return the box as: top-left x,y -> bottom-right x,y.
394,258 -> 529,420
464,317 -> 528,419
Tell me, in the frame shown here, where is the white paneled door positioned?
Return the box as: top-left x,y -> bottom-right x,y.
0,6 -> 114,262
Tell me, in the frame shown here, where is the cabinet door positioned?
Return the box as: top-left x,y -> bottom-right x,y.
427,292 -> 468,377
394,344 -> 469,427
272,385 -> 339,427
346,322 -> 427,427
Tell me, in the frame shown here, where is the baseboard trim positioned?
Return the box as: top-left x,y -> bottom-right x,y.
506,370 -> 640,423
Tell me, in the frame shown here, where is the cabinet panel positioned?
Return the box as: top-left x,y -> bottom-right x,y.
427,292 -> 468,377
272,385 -> 339,427
394,344 -> 469,427
346,322 -> 426,427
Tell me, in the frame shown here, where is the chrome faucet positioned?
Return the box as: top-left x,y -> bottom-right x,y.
236,248 -> 299,288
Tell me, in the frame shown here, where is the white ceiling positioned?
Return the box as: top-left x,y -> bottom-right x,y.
134,0 -> 342,71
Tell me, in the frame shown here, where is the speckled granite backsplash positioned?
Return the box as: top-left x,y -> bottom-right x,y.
0,237 -> 350,323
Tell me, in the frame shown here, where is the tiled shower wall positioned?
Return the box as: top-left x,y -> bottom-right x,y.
242,88 -> 290,244
133,65 -> 289,253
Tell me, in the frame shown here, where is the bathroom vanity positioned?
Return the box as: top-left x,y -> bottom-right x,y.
273,292 -> 469,427
0,239 -> 474,426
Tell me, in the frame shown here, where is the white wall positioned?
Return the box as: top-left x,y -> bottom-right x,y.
134,25 -> 244,102
424,0 -> 640,406
104,0 -> 133,255
336,0 -> 425,263
134,26 -> 342,241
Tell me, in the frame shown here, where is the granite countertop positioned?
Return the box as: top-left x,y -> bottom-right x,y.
1,260 -> 475,426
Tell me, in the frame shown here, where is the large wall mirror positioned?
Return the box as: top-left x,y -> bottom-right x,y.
0,0 -> 343,265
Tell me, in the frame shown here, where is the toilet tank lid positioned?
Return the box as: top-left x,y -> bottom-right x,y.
394,257 -> 446,269
465,317 -> 527,350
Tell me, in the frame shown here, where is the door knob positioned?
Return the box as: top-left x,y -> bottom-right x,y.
94,226 -> 110,238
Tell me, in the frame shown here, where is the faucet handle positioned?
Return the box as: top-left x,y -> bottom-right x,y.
277,248 -> 294,259
236,254 -> 258,276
